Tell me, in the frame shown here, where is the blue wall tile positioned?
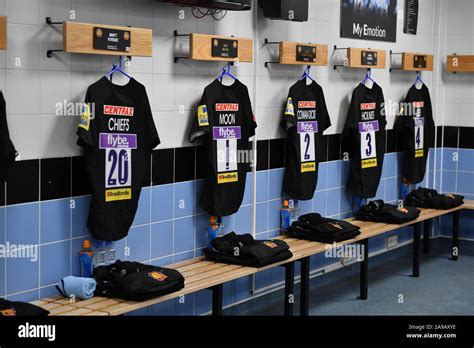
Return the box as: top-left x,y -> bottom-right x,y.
71,196 -> 90,238
442,148 -> 458,171
151,220 -> 174,259
174,217 -> 194,253
193,213 -> 209,248
6,290 -> 39,302
151,184 -> 173,222
326,161 -> 341,189
256,202 -> 268,233
299,198 -> 313,215
458,149 -> 474,173
40,199 -> 70,243
132,187 -> 151,226
194,289 -> 212,315
6,203 -> 39,245
234,205 -> 252,234
382,153 -> 397,179
441,171 -> 457,193
268,169 -> 283,200
40,241 -> 70,287
7,254 -> 39,295
326,188 -> 340,216
374,179 -> 386,201
174,181 -> 195,218
267,200 -> 281,231
150,299 -> 173,316
340,160 -> 350,187
313,190 -> 327,215
242,173 -> 252,206
385,177 -> 399,203
173,294 -> 194,315
317,162 -> 328,191
71,237 -> 88,277
457,172 -> 474,195
339,188 -> 351,214
127,225 -> 151,262
39,285 -> 59,299
195,179 -> 205,213
256,171 -> 269,202
0,255 -> 4,296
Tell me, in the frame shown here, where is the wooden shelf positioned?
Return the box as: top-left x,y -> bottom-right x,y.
389,52 -> 434,72
61,21 -> 152,57
447,55 -> 474,73
334,47 -> 386,69
177,33 -> 253,63
276,41 -> 328,66
0,16 -> 7,50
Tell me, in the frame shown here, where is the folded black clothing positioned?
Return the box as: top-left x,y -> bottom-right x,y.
405,188 -> 464,210
287,213 -> 361,243
204,232 -> 293,267
0,298 -> 49,316
356,200 -> 420,224
93,260 -> 184,301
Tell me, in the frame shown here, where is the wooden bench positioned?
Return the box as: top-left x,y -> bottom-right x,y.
32,200 -> 473,317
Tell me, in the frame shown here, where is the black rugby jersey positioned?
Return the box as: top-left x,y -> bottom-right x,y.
281,79 -> 331,200
189,79 -> 257,216
77,77 -> 159,241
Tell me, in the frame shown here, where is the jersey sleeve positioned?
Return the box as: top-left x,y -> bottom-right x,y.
280,90 -> 297,131
318,88 -> 331,132
189,92 -> 210,143
423,88 -> 435,148
143,90 -> 160,152
244,86 -> 257,138
76,87 -> 94,149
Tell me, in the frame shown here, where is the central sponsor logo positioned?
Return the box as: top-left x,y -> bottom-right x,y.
412,101 -> 424,108
213,126 -> 241,140
99,133 -> 137,149
215,103 -> 239,112
217,172 -> 238,184
358,120 -> 380,132
297,121 -> 318,134
105,188 -> 132,202
103,105 -> 134,116
298,101 -> 316,109
360,102 -> 376,110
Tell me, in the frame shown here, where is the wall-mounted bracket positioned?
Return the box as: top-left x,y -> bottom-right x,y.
334,45 -> 386,70
174,32 -> 253,64
45,19 -> 152,59
264,39 -> 328,68
447,53 -> 474,73
389,50 -> 434,72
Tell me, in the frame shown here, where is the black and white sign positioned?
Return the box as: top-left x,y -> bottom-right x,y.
404,0 -> 419,35
211,38 -> 238,59
340,0 -> 398,43
93,27 -> 131,52
296,45 -> 317,63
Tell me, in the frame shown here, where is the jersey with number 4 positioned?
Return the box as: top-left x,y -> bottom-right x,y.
189,79 -> 257,217
281,79 -> 331,200
395,84 -> 435,184
343,82 -> 386,198
77,77 -> 160,241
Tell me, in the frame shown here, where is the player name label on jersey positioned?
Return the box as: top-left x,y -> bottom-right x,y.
103,105 -> 134,116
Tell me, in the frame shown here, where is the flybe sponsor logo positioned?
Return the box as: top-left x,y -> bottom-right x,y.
213,126 -> 241,140
358,120 -> 379,133
412,101 -> 424,108
298,101 -> 316,109
297,121 -> 318,134
360,102 -> 376,110
99,133 -> 137,149
216,103 -> 239,112
103,105 -> 134,116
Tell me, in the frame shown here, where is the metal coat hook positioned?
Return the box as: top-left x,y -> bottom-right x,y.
333,45 -> 349,70
174,30 -> 191,63
46,17 -> 64,58
389,50 -> 403,72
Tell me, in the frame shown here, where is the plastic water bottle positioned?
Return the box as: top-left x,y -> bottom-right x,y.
92,241 -> 106,268
280,200 -> 291,233
104,242 -> 116,265
79,239 -> 94,277
288,199 -> 300,225
207,216 -> 219,248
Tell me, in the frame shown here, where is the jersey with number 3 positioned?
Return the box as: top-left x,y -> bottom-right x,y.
77,77 -> 160,241
281,79 -> 331,200
343,82 -> 386,198
189,79 -> 257,217
395,84 -> 435,184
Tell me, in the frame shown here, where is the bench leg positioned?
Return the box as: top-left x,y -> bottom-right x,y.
211,284 -> 223,316
358,238 -> 369,300
299,257 -> 310,317
451,210 -> 460,261
413,222 -> 421,278
423,219 -> 430,254
284,262 -> 295,316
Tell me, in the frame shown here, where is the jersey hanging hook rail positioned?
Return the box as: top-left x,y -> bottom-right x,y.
388,50 -> 403,72
263,38 -> 279,67
46,17 -> 64,58
333,45 -> 349,70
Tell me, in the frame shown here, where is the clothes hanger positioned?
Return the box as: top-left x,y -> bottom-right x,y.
299,65 -> 315,83
414,70 -> 424,89
216,62 -> 237,83
361,68 -> 375,88
104,56 -> 132,81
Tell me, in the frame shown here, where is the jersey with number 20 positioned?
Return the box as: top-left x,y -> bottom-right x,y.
77,77 -> 160,241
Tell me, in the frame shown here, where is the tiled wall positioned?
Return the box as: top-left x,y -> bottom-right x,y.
1,0 -> 471,315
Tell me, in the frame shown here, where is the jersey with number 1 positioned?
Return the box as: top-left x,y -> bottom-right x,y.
281,79 -> 331,200
343,82 -> 386,198
77,77 -> 160,241
189,79 -> 257,217
395,84 -> 435,184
